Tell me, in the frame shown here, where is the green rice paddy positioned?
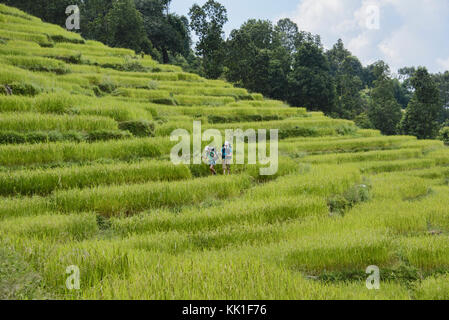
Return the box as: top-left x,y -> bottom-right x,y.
0,4 -> 448,300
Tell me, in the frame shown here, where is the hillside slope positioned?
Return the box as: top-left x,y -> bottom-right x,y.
1,4 -> 449,300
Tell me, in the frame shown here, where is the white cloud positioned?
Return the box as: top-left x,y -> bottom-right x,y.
278,0 -> 449,72
437,57 -> 449,71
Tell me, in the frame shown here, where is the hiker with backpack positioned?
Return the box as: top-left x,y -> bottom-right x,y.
203,146 -> 218,175
221,141 -> 232,175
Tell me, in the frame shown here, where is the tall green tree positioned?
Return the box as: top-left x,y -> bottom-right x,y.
287,41 -> 336,113
274,18 -> 302,54
368,80 -> 402,135
225,18 -> 323,102
400,67 -> 442,139
364,62 -> 402,135
80,0 -> 114,42
224,19 -> 290,98
391,78 -> 411,110
189,0 -> 228,79
433,71 -> 449,124
394,66 -> 416,109
135,0 -> 190,63
326,39 -> 365,119
104,0 -> 152,53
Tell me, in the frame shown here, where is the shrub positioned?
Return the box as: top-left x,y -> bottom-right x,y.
150,66 -> 162,73
354,112 -> 374,129
119,120 -> 155,137
279,127 -> 319,139
207,115 -> 230,124
25,131 -> 49,143
151,97 -> 178,106
57,53 -> 82,64
439,127 -> 449,146
7,82 -> 42,96
92,86 -> 103,97
207,114 -> 280,124
336,124 -> 358,136
87,130 -> 132,142
47,131 -> 64,142
98,77 -> 117,94
238,94 -> 255,100
328,182 -> 371,216
121,59 -> 146,72
39,42 -> 55,48
147,81 -> 159,90
48,35 -> 85,44
251,93 -> 264,101
0,131 -> 26,144
61,131 -> 87,143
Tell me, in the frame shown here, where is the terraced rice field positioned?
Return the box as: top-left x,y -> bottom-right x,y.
1,5 -> 449,300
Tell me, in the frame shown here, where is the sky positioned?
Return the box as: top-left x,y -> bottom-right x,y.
171,0 -> 449,74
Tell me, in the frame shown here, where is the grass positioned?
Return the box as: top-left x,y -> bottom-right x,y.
1,4 -> 449,300
0,245 -> 48,300
0,29 -> 51,46
279,136 -> 416,155
356,158 -> 435,174
0,113 -> 118,132
302,148 -> 423,164
0,175 -> 253,219
0,160 -> 192,196
0,137 -> 171,167
414,275 -> 449,300
110,195 -> 327,236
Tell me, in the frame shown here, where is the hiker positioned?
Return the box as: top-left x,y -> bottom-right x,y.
208,147 -> 218,175
221,141 -> 232,175
203,146 -> 217,175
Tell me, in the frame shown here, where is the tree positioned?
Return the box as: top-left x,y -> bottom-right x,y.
354,112 -> 374,129
1,0 -> 81,26
80,0 -> 115,45
362,61 -> 403,135
1,0 -> 159,54
367,79 -> 402,135
326,40 -> 365,119
327,39 -> 352,77
274,18 -> 301,54
362,60 -> 391,88
335,74 -> 365,119
104,0 -> 152,53
189,0 -> 228,79
400,67 -> 442,139
433,71 -> 449,124
224,19 -> 290,98
391,78 -> 411,109
398,67 -> 416,90
287,42 -> 336,113
135,0 -> 191,63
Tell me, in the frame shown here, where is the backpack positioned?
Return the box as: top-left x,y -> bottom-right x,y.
225,146 -> 232,159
